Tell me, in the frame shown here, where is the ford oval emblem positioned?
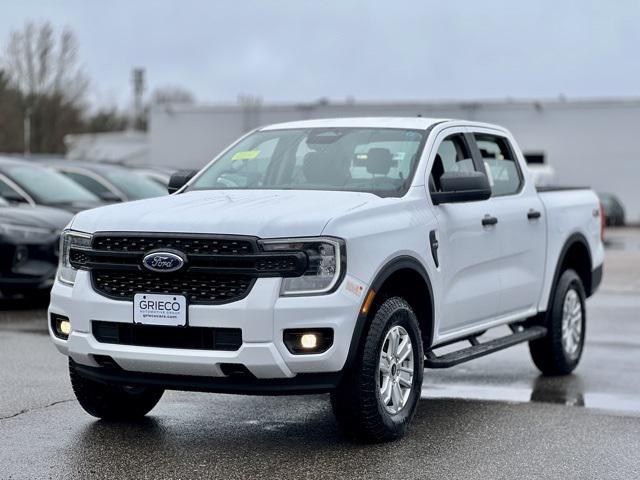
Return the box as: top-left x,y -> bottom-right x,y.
142,251 -> 185,273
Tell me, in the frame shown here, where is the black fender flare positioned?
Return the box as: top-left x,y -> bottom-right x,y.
545,232 -> 593,312
342,255 -> 435,372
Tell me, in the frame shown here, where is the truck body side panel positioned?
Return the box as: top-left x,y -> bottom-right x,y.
537,189 -> 604,312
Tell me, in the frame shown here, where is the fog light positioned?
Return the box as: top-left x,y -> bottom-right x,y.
300,334 -> 318,349
13,245 -> 29,266
59,320 -> 71,336
283,328 -> 333,355
51,313 -> 71,340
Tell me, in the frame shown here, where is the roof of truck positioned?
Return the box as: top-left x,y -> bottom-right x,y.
260,117 -> 448,131
260,117 -> 507,132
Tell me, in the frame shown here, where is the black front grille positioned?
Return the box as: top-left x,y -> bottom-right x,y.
92,321 -> 242,351
93,235 -> 254,255
73,233 -> 307,305
92,270 -> 254,304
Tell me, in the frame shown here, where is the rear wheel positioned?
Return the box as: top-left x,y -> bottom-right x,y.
529,269 -> 586,375
331,297 -> 424,442
69,359 -> 164,420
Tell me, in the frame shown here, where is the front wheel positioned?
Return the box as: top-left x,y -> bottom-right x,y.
529,269 -> 586,375
69,359 -> 164,420
331,297 -> 424,442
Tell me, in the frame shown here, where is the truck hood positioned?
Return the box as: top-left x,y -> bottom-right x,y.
70,189 -> 377,237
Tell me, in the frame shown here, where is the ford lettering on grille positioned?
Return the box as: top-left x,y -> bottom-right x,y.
142,251 -> 185,273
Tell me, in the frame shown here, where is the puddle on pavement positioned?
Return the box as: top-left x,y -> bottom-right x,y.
422,378 -> 640,415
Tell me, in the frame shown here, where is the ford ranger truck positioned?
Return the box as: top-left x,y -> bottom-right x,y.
49,118 -> 604,442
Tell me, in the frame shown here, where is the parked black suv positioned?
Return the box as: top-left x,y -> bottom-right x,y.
0,197 -> 73,297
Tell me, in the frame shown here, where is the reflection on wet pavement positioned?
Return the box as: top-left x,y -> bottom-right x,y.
605,227 -> 640,251
423,373 -> 640,415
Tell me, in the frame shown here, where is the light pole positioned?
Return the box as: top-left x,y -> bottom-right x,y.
132,68 -> 145,130
23,107 -> 31,157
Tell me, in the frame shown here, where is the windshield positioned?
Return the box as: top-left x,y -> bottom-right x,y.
188,128 -> 426,196
101,169 -> 167,199
7,165 -> 99,204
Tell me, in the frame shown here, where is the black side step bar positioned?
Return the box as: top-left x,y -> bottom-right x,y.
424,326 -> 547,369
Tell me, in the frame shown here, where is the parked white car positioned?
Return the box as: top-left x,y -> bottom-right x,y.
49,118 -> 604,441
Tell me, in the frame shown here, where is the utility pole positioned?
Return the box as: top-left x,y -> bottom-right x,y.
132,68 -> 145,130
23,107 -> 31,157
238,94 -> 262,132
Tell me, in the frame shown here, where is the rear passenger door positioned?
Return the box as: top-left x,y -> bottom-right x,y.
471,130 -> 546,318
428,129 -> 502,335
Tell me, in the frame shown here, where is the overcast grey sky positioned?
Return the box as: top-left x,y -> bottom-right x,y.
1,0 -> 639,109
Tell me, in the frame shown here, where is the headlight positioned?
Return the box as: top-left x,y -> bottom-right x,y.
0,223 -> 55,241
260,237 -> 345,296
58,230 -> 92,286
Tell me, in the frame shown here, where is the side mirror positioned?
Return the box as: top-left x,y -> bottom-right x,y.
431,171 -> 491,205
168,170 -> 198,194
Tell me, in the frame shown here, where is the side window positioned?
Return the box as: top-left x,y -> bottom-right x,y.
429,134 -> 476,193
0,178 -> 28,203
474,134 -> 522,196
62,172 -> 113,198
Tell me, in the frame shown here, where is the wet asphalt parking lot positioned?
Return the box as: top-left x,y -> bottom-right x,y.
1,228 -> 639,479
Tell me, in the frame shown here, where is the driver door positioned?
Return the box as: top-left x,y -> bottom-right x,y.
428,128 -> 501,336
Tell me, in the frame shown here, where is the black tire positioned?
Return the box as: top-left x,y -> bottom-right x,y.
331,297 -> 424,442
529,269 -> 586,375
69,359 -> 164,420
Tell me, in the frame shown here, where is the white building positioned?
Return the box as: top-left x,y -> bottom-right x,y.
148,98 -> 640,222
65,130 -> 150,165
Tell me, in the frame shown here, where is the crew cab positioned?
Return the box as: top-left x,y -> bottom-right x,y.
49,118 -> 604,442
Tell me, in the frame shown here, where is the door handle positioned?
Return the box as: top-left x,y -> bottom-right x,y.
482,215 -> 498,226
527,209 -> 542,220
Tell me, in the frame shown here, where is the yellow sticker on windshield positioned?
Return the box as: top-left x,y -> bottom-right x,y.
232,149 -> 260,161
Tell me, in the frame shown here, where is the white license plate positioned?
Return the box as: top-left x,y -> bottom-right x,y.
133,293 -> 187,326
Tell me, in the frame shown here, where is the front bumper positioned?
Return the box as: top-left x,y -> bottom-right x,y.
0,240 -> 58,292
71,360 -> 343,395
49,270 -> 366,381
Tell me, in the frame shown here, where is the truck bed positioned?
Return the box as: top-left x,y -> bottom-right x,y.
536,187 -> 604,312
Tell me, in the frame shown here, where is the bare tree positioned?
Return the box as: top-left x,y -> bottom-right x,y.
0,22 -> 89,153
0,70 -> 23,152
151,86 -> 195,105
3,21 -> 88,105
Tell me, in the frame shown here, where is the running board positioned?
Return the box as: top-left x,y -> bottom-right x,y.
424,326 -> 547,369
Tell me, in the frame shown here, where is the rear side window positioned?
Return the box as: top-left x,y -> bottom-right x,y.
474,134 -> 522,196
62,171 -> 114,198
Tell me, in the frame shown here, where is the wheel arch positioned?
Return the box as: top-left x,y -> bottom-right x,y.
547,233 -> 593,313
343,256 -> 435,372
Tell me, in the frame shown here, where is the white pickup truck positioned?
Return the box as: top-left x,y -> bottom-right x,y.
49,118 -> 604,442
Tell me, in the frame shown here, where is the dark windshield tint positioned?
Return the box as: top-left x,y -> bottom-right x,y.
7,165 -> 99,204
188,128 -> 426,196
